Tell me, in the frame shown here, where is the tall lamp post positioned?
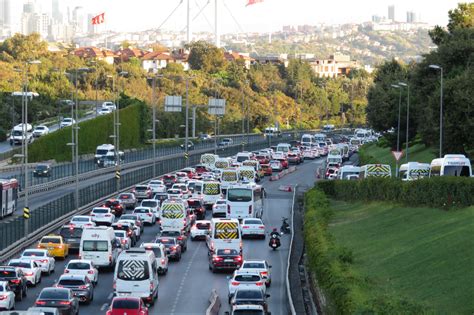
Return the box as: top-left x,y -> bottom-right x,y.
149,74 -> 163,177
398,82 -> 410,162
428,65 -> 443,158
391,84 -> 402,177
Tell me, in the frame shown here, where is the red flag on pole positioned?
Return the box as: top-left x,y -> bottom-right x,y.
91,12 -> 105,25
246,0 -> 264,6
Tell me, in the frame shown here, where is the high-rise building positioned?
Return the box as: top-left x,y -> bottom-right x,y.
0,0 -> 11,26
72,6 -> 87,35
406,11 -> 417,23
23,1 -> 36,14
52,0 -> 63,23
388,5 -> 395,21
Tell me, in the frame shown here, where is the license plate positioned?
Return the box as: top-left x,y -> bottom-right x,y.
48,247 -> 54,250
224,259 -> 233,262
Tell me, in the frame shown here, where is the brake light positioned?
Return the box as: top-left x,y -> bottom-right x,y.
231,281 -> 240,286
88,270 -> 94,274
24,272 -> 33,276
260,271 -> 268,277
58,245 -> 63,249
105,214 -> 111,217
171,246 -> 177,250
242,226 -> 249,229
121,239 -> 127,244
10,279 -> 20,284
127,231 -> 132,236
259,225 -> 265,229
150,282 -> 154,291
59,301 -> 71,305
147,213 -> 152,217
256,281 -> 264,286
113,281 -> 116,290
234,256 -> 242,262
212,256 -> 222,261
79,285 -> 88,289
177,236 -> 183,240
161,259 -> 166,264
36,300 -> 47,305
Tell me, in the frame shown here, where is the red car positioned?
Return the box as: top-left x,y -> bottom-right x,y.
256,155 -> 270,165
261,164 -> 273,176
104,199 -> 124,216
181,167 -> 196,179
276,158 -> 289,169
195,164 -> 210,174
106,297 -> 148,315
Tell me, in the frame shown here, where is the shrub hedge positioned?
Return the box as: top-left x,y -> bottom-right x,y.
304,187 -> 429,314
317,177 -> 474,210
28,100 -> 148,162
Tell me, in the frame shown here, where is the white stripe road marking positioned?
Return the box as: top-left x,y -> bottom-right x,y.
107,292 -> 113,300
100,303 -> 108,311
170,241 -> 203,315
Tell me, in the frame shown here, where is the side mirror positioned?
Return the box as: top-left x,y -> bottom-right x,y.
268,265 -> 272,268
225,312 -> 230,315
266,294 -> 271,298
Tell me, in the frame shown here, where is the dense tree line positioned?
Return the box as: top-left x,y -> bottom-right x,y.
366,3 -> 474,156
0,33 -> 371,141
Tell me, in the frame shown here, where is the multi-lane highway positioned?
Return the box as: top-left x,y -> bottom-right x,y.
10,153 -> 326,314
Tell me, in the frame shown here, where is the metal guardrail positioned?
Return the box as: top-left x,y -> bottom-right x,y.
287,184 -> 298,315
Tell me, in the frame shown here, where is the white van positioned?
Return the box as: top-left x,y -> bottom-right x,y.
80,227 -> 121,268
200,154 -> 218,169
400,162 -> 431,181
207,218 -> 241,254
160,199 -> 189,232
338,165 -> 361,180
215,158 -> 232,170
430,154 -> 472,177
202,181 -> 222,209
235,152 -> 252,163
221,169 -> 239,192
359,164 -> 392,178
327,149 -> 343,166
314,133 -> 327,142
300,134 -> 315,147
114,248 -> 159,304
276,143 -> 291,155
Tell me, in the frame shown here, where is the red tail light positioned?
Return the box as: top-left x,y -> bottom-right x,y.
10,279 -> 20,284
260,271 -> 268,277
259,225 -> 265,229
105,214 -> 111,217
113,281 -> 116,290
24,272 -> 33,276
36,300 -> 47,305
147,213 -> 152,217
171,246 -> 177,250
256,281 -> 264,286
212,255 -> 222,261
88,270 -> 94,274
177,236 -> 183,240
59,301 -> 71,305
231,281 -> 240,286
242,226 -> 249,229
234,256 -> 242,262
150,282 -> 154,291
161,259 -> 166,264
109,254 -> 112,262
79,285 -> 88,289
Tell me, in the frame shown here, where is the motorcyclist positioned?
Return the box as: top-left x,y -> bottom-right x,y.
270,228 -> 280,239
269,228 -> 281,249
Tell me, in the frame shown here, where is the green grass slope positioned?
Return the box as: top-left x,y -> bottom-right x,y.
329,200 -> 474,314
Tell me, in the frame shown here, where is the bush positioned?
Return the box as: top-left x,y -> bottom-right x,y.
28,100 -> 148,162
0,127 -> 6,142
317,177 -> 474,210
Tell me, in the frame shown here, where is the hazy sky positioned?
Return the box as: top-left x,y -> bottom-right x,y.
23,0 -> 463,33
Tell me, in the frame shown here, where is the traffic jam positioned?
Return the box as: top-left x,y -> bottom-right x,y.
0,140 -> 328,315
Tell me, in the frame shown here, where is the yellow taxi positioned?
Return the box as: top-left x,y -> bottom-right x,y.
37,234 -> 69,259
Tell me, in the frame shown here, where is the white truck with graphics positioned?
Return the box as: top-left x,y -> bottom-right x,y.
359,164 -> 392,178
399,162 -> 431,181
160,199 -> 189,232
202,181 -> 222,209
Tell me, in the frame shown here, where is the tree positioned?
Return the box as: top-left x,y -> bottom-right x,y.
429,3 -> 474,45
0,33 -> 48,62
186,41 -> 227,74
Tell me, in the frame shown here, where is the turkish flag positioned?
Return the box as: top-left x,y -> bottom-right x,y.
91,12 -> 105,25
246,0 -> 264,6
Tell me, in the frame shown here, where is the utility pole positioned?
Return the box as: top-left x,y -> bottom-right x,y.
391,84 -> 402,177
152,76 -> 157,177
186,0 -> 191,44
214,0 -> 220,47
185,77 -> 190,166
192,106 -> 196,138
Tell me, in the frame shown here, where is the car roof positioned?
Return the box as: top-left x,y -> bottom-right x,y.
242,259 -> 266,264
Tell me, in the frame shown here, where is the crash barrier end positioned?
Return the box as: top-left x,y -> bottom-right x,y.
206,289 -> 221,315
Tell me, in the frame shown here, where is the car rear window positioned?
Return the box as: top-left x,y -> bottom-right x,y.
117,260 -> 150,281
187,200 -> 202,207
82,241 -> 108,252
67,262 -> 90,270
234,274 -> 261,282
235,290 -> 263,299
112,299 -> 139,309
9,262 -> 31,268
119,194 -> 132,199
0,270 -> 16,278
134,208 -> 149,213
22,251 -> 45,257
93,209 -> 108,214
58,279 -> 85,286
243,219 -> 262,225
39,289 -> 69,300
60,227 -> 83,238
243,262 -> 265,269
141,201 -> 157,208
196,223 -> 210,230
41,237 -> 61,244
232,312 -> 263,315
72,217 -> 89,222
135,186 -> 147,191
156,238 -> 176,245
144,247 -> 162,258
216,249 -> 238,256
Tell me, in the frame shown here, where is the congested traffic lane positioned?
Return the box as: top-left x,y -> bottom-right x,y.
12,154 -> 326,314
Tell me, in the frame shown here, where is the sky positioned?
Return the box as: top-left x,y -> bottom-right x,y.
15,0 -> 463,33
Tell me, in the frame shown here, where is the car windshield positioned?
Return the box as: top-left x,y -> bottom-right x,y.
112,299 -> 139,309
58,279 -> 86,286
82,241 -> 108,252
117,260 -> 149,281
41,237 -> 60,244
67,262 -> 90,270
63,119 -> 72,123
149,181 -> 163,185
9,262 -> 31,268
156,238 -> 176,245
22,251 -> 45,257
39,289 -> 69,300
227,189 -> 252,202
243,219 -> 262,225
216,249 -> 239,256
235,290 -> 263,299
36,165 -> 48,170
141,201 -> 157,207
59,227 -> 83,238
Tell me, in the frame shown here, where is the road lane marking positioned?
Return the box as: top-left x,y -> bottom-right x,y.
170,241 -> 202,315
107,292 -> 113,300
100,303 -> 108,311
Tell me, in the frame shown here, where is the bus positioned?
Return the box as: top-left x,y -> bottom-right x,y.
430,154 -> 472,177
359,164 -> 392,179
226,184 -> 264,220
399,162 -> 430,181
0,178 -> 18,219
208,218 -> 241,254
202,181 -> 222,209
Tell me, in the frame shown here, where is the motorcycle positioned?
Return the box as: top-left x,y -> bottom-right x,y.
269,232 -> 281,251
280,217 -> 291,234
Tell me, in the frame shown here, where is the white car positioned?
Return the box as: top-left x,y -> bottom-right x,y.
228,270 -> 265,302
0,281 -> 15,310
240,218 -> 266,239
190,220 -> 211,241
114,230 -> 131,249
32,125 -> 49,137
64,259 -> 98,285
70,215 -> 96,228
59,118 -> 75,128
175,172 -> 189,183
212,199 -> 227,218
8,259 -> 42,286
167,188 -> 183,199
239,260 -> 272,286
97,107 -> 112,115
172,183 -> 191,199
140,199 -> 161,219
20,249 -> 55,275
90,207 -> 115,226
140,243 -> 169,275
148,180 -> 167,194
117,220 -> 141,239
132,207 -> 156,225
102,101 -> 116,111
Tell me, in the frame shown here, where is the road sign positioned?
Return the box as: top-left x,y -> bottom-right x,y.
165,96 -> 182,112
208,98 -> 226,115
23,207 -> 30,219
115,170 -> 121,179
184,152 -> 189,160
392,151 -> 403,161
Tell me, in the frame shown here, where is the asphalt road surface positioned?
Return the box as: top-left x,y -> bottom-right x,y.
11,156 -> 326,314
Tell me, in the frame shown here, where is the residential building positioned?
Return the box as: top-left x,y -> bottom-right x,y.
116,47 -> 146,62
388,5 -> 395,21
406,11 -> 417,23
310,53 -> 360,78
73,47 -> 115,65
0,0 -> 11,26
224,51 -> 253,69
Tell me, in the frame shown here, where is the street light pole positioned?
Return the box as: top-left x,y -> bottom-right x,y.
429,65 -> 443,158
74,69 -> 80,211
398,82 -> 410,162
152,76 -> 157,177
391,84 -> 401,177
185,77 -> 190,167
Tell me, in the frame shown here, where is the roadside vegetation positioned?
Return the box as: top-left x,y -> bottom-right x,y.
305,187 -> 474,314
